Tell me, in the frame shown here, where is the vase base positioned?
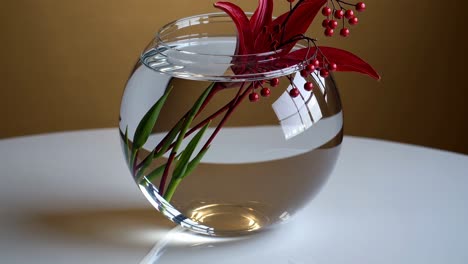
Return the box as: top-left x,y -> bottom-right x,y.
185,203 -> 271,236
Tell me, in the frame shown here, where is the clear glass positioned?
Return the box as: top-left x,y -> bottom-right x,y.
119,13 -> 343,236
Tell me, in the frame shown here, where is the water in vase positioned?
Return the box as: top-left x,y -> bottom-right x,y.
119,37 -> 343,236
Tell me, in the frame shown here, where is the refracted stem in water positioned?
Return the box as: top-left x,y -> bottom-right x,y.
134,80 -> 254,201
162,82 -> 253,201
136,98 -> 229,172
158,84 -> 215,195
135,83 -> 225,172
135,83 -> 248,170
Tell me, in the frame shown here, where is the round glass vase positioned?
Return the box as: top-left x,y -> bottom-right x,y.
119,13 -> 343,236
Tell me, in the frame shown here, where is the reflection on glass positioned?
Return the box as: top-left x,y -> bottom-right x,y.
273,72 -> 327,140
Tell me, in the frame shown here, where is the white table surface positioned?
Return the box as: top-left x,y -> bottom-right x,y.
0,129 -> 467,264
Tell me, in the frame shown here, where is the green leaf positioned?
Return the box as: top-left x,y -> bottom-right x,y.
119,126 -> 130,164
173,122 -> 211,179
140,162 -> 166,183
129,149 -> 137,171
154,119 -> 184,159
135,149 -> 155,179
124,125 -> 129,159
171,83 -> 214,155
182,146 -> 209,179
132,86 -> 172,150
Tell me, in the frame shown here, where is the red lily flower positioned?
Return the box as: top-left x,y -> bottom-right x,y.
214,0 -> 380,80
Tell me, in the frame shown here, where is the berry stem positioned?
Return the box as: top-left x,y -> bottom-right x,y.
330,0 -> 338,11
280,0 -> 307,43
336,0 -> 354,6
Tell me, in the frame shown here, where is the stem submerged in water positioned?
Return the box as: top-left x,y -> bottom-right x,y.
158,83 -> 215,195
162,82 -> 253,202
131,80 -> 254,202
164,177 -> 181,201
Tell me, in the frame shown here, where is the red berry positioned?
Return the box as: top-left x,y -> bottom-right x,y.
322,7 -> 332,16
289,88 -> 300,98
355,2 -> 366,12
328,63 -> 337,71
328,20 -> 338,29
304,82 -> 314,91
254,81 -> 262,88
312,59 -> 320,67
334,9 -> 344,19
270,78 -> 280,87
320,68 -> 329,78
322,19 -> 330,28
349,17 -> 359,25
306,64 -> 315,72
260,87 -> 271,97
324,28 -> 334,37
249,92 -> 259,102
345,10 -> 354,19
340,28 -> 350,37
300,69 -> 308,78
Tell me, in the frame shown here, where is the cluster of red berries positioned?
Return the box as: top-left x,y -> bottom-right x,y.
249,77 -> 280,102
288,57 -> 336,98
321,1 -> 366,37
252,0 -> 365,101
249,58 -> 338,100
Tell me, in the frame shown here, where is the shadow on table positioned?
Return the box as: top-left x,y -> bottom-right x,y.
26,209 -> 307,264
27,208 -> 176,248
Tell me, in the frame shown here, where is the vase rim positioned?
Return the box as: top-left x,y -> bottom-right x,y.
157,12 -> 283,58
141,12 -> 307,82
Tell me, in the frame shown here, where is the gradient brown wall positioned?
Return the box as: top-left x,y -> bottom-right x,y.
1,0 -> 467,154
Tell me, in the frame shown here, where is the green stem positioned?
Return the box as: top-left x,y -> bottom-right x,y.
163,177 -> 182,201
130,149 -> 138,174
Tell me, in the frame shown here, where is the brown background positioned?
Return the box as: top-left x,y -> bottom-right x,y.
1,0 -> 467,154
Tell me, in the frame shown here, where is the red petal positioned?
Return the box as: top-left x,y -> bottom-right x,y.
250,0 -> 273,37
286,46 -> 381,80
255,0 -> 326,53
214,2 -> 253,55
274,0 -> 327,37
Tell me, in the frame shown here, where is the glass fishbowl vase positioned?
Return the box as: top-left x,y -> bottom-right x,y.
119,13 -> 343,236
